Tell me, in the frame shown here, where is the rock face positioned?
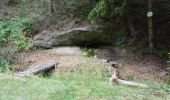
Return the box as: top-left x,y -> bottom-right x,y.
48,46 -> 81,55
33,26 -> 113,48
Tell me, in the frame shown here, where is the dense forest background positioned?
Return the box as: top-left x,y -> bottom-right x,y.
0,0 -> 170,47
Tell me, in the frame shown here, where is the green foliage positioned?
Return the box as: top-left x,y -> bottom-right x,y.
81,48 -> 93,57
0,60 -> 12,73
0,59 -> 169,99
88,0 -> 129,22
63,0 -> 98,18
13,0 -> 47,17
88,0 -> 111,22
0,17 -> 32,51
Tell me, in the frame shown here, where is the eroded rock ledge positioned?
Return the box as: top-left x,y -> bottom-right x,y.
33,26 -> 114,48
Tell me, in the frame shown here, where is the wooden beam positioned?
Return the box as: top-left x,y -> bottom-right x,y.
109,66 -> 147,88
15,61 -> 58,78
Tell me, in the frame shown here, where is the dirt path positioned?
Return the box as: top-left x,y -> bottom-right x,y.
114,47 -> 169,83
13,47 -> 83,72
12,46 -> 170,83
92,46 -> 169,83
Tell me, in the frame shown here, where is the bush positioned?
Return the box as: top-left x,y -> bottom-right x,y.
0,17 -> 32,51
0,60 -> 12,73
81,48 -> 93,57
0,17 -> 33,66
88,0 -> 110,22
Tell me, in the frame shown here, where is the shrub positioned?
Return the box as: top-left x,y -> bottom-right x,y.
0,17 -> 33,66
81,48 -> 93,57
0,60 -> 12,73
0,17 -> 32,51
88,0 -> 110,22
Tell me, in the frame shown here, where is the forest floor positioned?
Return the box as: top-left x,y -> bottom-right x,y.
0,46 -> 170,100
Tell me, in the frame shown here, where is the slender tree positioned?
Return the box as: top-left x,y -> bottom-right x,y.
148,0 -> 154,49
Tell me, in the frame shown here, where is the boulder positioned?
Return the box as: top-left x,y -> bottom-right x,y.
33,26 -> 114,48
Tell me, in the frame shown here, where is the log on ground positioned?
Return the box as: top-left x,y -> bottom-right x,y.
15,60 -> 59,78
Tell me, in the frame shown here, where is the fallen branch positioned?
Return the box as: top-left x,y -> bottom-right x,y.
117,79 -> 147,88
109,66 -> 147,88
15,60 -> 58,78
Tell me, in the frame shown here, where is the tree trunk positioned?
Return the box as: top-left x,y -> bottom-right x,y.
148,0 -> 154,49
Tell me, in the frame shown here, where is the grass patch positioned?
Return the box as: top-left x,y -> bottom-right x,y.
0,74 -> 169,100
0,60 -> 13,73
0,57 -> 170,100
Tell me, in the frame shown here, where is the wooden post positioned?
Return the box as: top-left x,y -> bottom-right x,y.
148,0 -> 153,49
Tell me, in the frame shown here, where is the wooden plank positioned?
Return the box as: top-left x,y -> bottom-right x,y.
15,60 -> 59,78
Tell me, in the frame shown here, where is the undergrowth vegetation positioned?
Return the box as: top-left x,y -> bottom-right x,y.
81,48 -> 94,57
132,42 -> 167,58
0,17 -> 32,51
0,17 -> 33,72
88,0 -> 111,22
0,60 -> 12,73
